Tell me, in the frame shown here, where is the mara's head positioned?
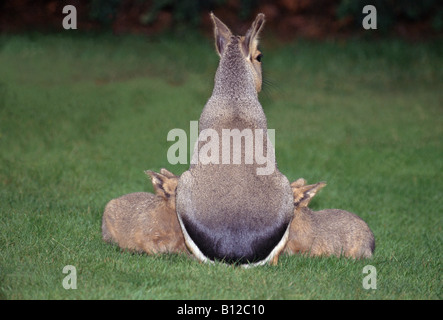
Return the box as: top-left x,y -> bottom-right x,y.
145,169 -> 179,209
211,12 -> 265,93
291,179 -> 327,209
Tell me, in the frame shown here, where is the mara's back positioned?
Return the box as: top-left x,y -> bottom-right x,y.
176,13 -> 293,266
311,209 -> 375,258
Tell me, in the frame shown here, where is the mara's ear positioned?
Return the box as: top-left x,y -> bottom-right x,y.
242,13 -> 265,59
210,12 -> 232,57
290,178 -> 307,189
293,182 -> 327,208
160,168 -> 177,179
145,170 -> 178,200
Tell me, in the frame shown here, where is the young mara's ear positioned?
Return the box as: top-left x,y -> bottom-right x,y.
210,12 -> 232,57
160,168 -> 177,179
291,178 -> 307,189
145,170 -> 178,200
242,13 -> 265,59
293,182 -> 327,208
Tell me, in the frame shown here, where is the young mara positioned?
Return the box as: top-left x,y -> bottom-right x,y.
285,179 -> 375,259
102,169 -> 187,255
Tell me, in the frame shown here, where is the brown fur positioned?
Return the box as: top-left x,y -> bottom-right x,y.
101,169 -> 188,255
284,180 -> 375,259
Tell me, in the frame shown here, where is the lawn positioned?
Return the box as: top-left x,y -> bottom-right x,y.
0,32 -> 441,300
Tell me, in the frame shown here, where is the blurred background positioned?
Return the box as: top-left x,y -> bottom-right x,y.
1,0 -> 443,39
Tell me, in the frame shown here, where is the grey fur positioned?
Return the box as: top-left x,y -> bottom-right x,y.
176,13 -> 293,265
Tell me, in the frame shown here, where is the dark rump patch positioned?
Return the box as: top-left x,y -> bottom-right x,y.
181,215 -> 289,265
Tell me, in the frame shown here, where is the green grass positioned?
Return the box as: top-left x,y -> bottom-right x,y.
0,32 -> 441,300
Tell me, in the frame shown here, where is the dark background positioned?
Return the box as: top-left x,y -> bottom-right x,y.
2,0 -> 442,40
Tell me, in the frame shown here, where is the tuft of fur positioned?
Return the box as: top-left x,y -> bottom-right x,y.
284,180 -> 375,259
102,169 -> 188,255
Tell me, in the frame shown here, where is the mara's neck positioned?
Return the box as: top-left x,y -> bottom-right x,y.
211,43 -> 258,101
